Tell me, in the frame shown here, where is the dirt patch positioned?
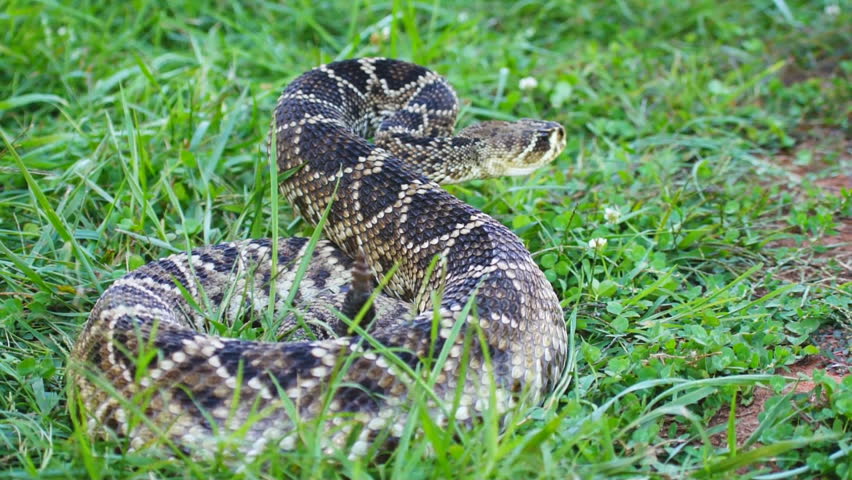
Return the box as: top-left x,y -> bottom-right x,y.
773,126 -> 850,194
810,324 -> 852,376
762,125 -> 851,284
768,219 -> 852,285
708,335 -> 849,450
657,326 -> 850,451
780,56 -> 847,87
707,124 -> 850,452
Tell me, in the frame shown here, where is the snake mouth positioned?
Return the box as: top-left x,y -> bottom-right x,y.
505,165 -> 545,176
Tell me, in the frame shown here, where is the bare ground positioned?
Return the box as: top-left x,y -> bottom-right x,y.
710,124 -> 850,451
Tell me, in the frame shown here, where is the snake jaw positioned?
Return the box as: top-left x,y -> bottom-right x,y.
504,164 -> 546,176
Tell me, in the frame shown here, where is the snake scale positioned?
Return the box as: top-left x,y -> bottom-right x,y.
71,58 -> 568,457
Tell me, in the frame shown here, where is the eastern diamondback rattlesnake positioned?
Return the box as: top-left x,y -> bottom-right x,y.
71,58 -> 568,457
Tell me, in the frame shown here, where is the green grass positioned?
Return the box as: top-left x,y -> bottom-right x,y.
1,0 -> 850,478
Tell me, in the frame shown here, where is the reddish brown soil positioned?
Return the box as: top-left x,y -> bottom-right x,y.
765,125 -> 851,283
711,123 -> 850,450
708,347 -> 849,450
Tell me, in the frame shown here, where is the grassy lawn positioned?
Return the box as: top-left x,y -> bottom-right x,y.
1,0 -> 850,478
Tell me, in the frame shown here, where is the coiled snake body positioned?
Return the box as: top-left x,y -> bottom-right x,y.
71,58 -> 567,456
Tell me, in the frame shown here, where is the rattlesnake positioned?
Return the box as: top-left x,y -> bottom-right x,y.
70,58 -> 568,457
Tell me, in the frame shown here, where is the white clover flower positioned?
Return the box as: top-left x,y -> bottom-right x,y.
588,237 -> 607,250
518,76 -> 538,91
824,4 -> 840,15
604,206 -> 621,224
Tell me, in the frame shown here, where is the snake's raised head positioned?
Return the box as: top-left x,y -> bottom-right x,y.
460,119 -> 566,178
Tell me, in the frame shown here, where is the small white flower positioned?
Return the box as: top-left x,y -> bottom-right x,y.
588,237 -> 608,250
604,206 -> 621,224
457,11 -> 470,22
518,76 -> 538,91
824,4 -> 840,15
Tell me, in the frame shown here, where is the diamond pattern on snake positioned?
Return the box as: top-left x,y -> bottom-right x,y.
71,58 -> 568,457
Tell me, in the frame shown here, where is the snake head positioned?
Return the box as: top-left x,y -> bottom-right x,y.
459,119 -> 566,178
